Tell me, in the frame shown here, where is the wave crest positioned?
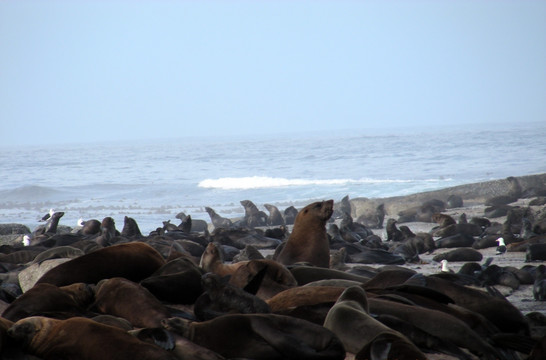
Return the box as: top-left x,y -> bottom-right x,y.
197,176 -> 451,190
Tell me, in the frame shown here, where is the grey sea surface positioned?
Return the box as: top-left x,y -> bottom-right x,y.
1,122 -> 545,234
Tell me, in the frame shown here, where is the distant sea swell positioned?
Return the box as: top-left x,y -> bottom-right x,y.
197,176 -> 453,190
1,122 -> 545,234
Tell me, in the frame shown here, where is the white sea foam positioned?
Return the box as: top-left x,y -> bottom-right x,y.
198,176 -> 453,190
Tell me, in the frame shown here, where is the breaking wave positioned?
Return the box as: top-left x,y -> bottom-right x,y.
197,176 -> 452,190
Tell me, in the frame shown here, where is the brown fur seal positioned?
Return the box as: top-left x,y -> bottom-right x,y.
35,242 -> 165,287
283,205 -> 298,225
161,314 -> 345,360
240,200 -> 267,227
367,297 -> 503,360
229,258 -> 297,300
92,277 -> 171,328
417,275 -> 530,335
140,257 -> 204,304
324,286 -> 426,359
275,200 -> 334,268
289,265 -> 372,285
120,216 -> 143,238
77,218 -> 101,235
264,204 -> 285,226
385,218 -> 404,241
194,272 -> 271,320
2,282 -> 94,322
432,248 -> 483,262
205,207 -> 232,229
8,316 -> 178,360
199,242 -> 296,299
199,242 -> 246,276
175,211 -> 208,233
266,285 -> 346,325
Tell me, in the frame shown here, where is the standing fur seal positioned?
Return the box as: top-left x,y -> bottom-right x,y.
8,316 -> 178,360
240,200 -> 268,228
264,204 -> 285,226
275,200 -> 334,268
205,207 -> 232,229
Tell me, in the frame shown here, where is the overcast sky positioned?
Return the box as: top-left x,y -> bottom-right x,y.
1,1 -> 545,146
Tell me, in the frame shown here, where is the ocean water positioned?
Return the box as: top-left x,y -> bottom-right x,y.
1,122 -> 545,234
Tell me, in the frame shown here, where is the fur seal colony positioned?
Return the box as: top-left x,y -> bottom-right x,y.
0,173 -> 545,359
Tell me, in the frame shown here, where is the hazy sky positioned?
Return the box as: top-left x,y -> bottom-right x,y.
1,1 -> 545,146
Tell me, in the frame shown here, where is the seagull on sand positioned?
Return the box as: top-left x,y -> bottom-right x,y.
496,237 -> 507,255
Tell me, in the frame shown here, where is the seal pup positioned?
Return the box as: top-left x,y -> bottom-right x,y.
8,316 -> 178,360
323,286 -> 426,359
162,314 -> 345,360
385,218 -> 404,242
205,207 -> 232,229
275,200 -> 334,268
